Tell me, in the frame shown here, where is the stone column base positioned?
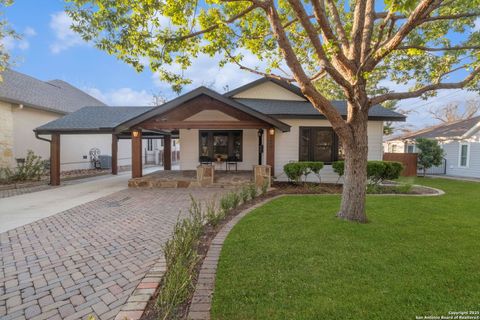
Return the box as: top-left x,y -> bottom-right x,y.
253,165 -> 271,188
197,165 -> 214,186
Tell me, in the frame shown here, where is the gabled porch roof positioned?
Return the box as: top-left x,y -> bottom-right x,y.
115,86 -> 291,133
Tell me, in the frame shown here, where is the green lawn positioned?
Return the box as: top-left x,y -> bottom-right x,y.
211,178 -> 480,320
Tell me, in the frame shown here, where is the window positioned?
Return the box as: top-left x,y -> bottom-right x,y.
459,143 -> 469,167
299,127 -> 342,163
147,139 -> 153,151
391,145 -> 397,153
199,130 -> 243,161
407,145 -> 415,153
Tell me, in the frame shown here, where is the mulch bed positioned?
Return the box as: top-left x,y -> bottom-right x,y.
137,181 -> 441,320
0,168 -> 111,190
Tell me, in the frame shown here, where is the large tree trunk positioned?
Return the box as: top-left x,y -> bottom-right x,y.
337,105 -> 369,223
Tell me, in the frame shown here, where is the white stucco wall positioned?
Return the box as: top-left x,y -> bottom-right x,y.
12,105 -> 60,162
57,135 -> 132,171
442,139 -> 480,178
232,81 -> 306,101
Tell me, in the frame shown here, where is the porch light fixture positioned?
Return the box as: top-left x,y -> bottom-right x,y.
268,128 -> 275,136
132,129 -> 140,138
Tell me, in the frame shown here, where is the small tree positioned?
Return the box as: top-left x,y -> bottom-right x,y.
416,138 -> 445,177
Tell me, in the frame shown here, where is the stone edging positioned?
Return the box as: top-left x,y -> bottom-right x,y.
187,195 -> 285,320
367,184 -> 445,197
114,257 -> 167,320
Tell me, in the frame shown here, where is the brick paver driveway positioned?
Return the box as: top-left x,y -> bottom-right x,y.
0,188 -> 225,320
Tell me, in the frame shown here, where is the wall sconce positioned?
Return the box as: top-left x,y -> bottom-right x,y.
268,128 -> 275,136
132,129 -> 140,138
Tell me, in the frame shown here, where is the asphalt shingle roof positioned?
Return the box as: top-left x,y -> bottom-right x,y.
35,106 -> 153,133
0,69 -> 106,114
393,115 -> 480,140
234,98 -> 406,120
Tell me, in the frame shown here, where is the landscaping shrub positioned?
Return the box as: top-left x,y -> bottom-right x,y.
205,199 -> 222,227
283,161 -> 324,183
158,197 -> 204,318
240,185 -> 250,203
332,160 -> 403,186
247,183 -> 258,199
0,150 -> 45,184
261,179 -> 269,196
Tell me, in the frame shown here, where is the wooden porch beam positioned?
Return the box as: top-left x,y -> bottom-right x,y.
131,129 -> 142,178
163,135 -> 172,170
111,134 -> 118,175
50,133 -> 61,186
266,128 -> 275,176
141,121 -> 268,130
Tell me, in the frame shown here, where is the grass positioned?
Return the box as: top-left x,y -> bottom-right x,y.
211,178 -> 480,320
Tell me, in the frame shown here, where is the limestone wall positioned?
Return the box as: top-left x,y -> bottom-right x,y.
0,101 -> 14,168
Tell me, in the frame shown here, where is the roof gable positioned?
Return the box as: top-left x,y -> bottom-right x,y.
116,86 -> 291,132
225,78 -> 306,101
392,115 -> 480,141
0,69 -> 106,114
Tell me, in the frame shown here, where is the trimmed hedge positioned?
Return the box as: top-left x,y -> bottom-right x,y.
283,161 -> 324,183
332,160 -> 403,185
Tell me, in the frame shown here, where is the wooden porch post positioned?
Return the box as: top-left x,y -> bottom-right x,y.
266,128 -> 275,176
50,133 -> 61,186
111,134 -> 118,175
163,135 -> 172,170
131,129 -> 142,178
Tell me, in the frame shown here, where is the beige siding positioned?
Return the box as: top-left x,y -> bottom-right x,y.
0,101 -> 14,167
179,129 -> 258,170
232,81 -> 306,101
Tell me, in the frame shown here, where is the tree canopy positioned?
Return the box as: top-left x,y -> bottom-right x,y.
0,0 -> 17,80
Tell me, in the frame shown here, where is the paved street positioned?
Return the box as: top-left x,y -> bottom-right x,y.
0,187 -> 224,320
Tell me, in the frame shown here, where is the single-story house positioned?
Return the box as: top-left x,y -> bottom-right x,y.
0,69 -> 172,171
35,78 -> 406,185
386,116 -> 480,178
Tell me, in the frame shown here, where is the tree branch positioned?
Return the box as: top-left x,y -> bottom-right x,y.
366,0 -> 440,71
396,45 -> 480,52
325,0 -> 349,51
371,66 -> 480,105
260,0 -> 351,140
350,0 -> 367,61
165,4 -> 257,42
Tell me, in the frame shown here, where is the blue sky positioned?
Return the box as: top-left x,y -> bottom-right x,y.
2,0 -> 479,132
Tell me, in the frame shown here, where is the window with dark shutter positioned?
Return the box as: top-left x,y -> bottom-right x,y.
299,127 -> 342,163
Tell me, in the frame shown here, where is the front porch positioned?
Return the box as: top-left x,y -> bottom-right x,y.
128,169 -> 254,188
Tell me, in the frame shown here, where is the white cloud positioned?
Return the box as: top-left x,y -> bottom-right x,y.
151,49 -> 270,96
0,26 -> 36,52
49,11 -> 85,54
474,17 -> 480,31
84,87 -> 154,106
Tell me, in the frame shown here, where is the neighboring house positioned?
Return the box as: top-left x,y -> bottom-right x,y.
386,116 -> 480,178
36,78 -> 405,184
0,69 -> 167,171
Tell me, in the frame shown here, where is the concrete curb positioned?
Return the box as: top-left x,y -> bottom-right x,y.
187,195 -> 285,320
114,257 -> 167,320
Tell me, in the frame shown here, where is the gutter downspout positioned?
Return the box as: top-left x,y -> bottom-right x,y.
34,131 -> 51,143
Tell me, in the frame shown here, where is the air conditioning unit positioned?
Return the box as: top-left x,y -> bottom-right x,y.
98,155 -> 112,169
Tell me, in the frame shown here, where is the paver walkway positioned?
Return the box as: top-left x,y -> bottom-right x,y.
0,168 -> 162,234
0,187 -> 225,320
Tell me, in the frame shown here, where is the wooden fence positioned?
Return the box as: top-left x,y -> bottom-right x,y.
382,153 -> 418,177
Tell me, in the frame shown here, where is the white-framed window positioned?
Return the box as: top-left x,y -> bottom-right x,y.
458,142 -> 470,167
407,145 -> 415,153
147,139 -> 153,151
